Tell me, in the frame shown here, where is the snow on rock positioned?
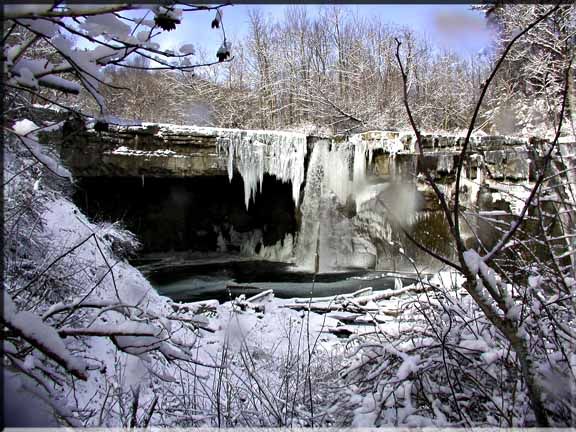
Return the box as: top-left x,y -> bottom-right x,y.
13,119 -> 39,135
108,146 -> 180,157
94,115 -> 142,127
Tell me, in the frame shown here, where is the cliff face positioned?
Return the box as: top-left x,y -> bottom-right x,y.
61,120 -> 567,269
61,121 -> 534,183
61,122 -> 226,177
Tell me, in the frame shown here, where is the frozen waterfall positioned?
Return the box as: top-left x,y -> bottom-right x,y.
292,134 -> 416,272
216,129 -> 421,272
217,129 -> 307,210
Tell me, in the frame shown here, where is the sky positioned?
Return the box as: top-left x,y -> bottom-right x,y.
154,4 -> 495,61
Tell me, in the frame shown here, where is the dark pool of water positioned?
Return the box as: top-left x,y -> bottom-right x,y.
145,259 -> 419,303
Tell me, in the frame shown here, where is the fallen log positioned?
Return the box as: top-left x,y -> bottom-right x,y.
247,289 -> 274,304
281,301 -> 379,314
355,283 -> 427,305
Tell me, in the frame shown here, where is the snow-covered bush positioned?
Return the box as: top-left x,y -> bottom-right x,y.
3,127 -> 220,425
2,3 -> 232,427
382,6 -> 576,426
179,296 -> 344,427
336,272 -> 575,427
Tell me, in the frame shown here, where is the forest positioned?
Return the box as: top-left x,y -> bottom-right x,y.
88,5 -> 572,136
2,2 -> 575,428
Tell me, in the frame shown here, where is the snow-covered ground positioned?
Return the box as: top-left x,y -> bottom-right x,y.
3,182 -> 460,426
5,118 -> 575,427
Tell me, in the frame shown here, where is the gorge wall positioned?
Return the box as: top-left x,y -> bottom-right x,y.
61,119 -> 555,272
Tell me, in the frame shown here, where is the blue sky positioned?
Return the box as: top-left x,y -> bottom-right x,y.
155,4 -> 494,60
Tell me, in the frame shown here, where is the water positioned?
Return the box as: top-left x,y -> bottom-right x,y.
146,259 -> 418,303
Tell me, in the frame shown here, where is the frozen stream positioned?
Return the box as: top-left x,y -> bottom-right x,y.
143,259 -> 420,303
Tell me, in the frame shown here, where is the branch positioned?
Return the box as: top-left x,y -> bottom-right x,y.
4,4 -> 136,19
453,4 -> 562,249
394,37 -> 461,253
484,51 -> 573,263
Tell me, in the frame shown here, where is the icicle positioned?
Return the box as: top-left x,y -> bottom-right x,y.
353,140 -> 367,192
217,129 -> 307,210
141,175 -> 144,188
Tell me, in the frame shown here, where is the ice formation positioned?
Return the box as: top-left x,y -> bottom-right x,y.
217,129 -> 307,210
293,132 -> 417,272
212,128 -> 534,272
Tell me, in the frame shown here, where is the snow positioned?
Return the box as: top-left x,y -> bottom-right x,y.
481,350 -> 502,365
20,136 -> 72,178
4,4 -> 54,18
11,57 -> 81,94
80,13 -> 132,40
13,119 -> 39,136
136,30 -> 150,43
558,135 -> 576,144
396,355 -> 421,380
40,74 -> 82,93
113,322 -> 163,355
459,339 -> 490,352
479,210 -> 510,216
4,291 -> 88,379
463,249 -> 482,275
109,146 -> 180,157
13,65 -> 38,88
3,371 -> 61,427
18,18 -> 59,38
8,120 -> 72,178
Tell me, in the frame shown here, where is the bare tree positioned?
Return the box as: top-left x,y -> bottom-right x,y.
183,5 -> 489,134
480,4 -> 576,134
2,3 -> 231,426
334,5 -> 574,427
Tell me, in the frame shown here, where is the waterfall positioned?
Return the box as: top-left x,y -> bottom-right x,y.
292,137 -> 396,272
293,140 -> 328,270
218,129 -> 423,272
